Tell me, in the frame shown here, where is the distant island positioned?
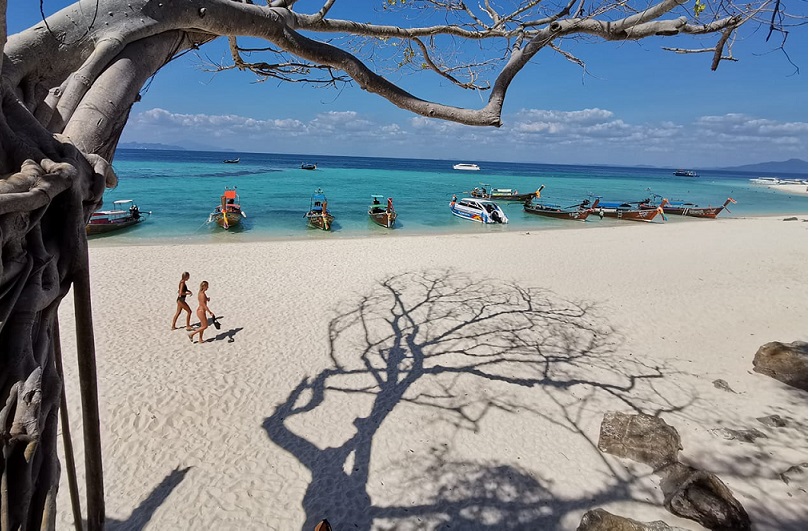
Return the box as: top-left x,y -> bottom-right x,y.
715,158 -> 807,174
119,142 -> 186,151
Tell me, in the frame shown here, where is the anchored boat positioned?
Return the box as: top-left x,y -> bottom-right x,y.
449,196 -> 508,224
596,198 -> 668,222
208,187 -> 246,229
640,194 -> 736,219
305,188 -> 334,230
86,199 -> 150,235
368,195 -> 397,228
470,184 -> 539,202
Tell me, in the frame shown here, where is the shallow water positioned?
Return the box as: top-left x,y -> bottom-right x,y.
94,149 -> 808,245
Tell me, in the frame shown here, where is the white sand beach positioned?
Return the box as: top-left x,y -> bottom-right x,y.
765,183 -> 808,195
55,215 -> 808,530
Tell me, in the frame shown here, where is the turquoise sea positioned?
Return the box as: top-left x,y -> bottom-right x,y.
95,149 -> 808,245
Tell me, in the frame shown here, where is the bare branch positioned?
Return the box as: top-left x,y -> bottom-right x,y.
711,27 -> 734,70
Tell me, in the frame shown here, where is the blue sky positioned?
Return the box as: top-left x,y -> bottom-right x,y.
7,1 -> 808,168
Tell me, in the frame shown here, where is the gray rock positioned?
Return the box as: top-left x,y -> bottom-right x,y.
598,413 -> 751,530
577,508 -> 687,530
659,463 -> 751,530
598,412 -> 682,469
752,341 -> 808,390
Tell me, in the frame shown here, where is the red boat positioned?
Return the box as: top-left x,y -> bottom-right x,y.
640,195 -> 735,219
597,198 -> 668,222
524,198 -> 601,221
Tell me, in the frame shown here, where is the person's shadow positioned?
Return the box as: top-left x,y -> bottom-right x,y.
207,315 -> 242,343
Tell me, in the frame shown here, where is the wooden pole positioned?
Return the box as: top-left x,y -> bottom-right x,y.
53,316 -> 85,531
72,244 -> 105,531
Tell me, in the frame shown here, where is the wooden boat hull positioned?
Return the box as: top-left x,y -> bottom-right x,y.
369,210 -> 397,228
211,211 -> 242,229
86,217 -> 144,235
523,204 -> 594,220
599,207 -> 663,222
640,198 -> 735,219
307,212 -> 334,230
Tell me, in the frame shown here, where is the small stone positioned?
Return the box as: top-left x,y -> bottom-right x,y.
712,379 -> 736,393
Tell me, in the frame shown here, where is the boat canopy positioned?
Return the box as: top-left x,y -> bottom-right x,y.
112,199 -> 134,205
224,189 -> 237,200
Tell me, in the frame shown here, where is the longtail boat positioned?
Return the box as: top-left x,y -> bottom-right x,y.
368,195 -> 397,228
524,198 -> 601,221
86,199 -> 150,235
305,188 -> 334,230
596,198 -> 668,222
470,184 -> 539,202
208,187 -> 246,229
640,194 -> 736,218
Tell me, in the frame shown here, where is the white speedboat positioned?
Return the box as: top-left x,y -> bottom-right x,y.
86,200 -> 150,235
449,197 -> 508,224
453,163 -> 480,171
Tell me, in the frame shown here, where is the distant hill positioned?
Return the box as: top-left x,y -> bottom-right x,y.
118,142 -> 186,151
717,158 -> 807,174
118,141 -> 235,152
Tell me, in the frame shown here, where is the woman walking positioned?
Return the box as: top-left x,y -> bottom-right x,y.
188,281 -> 215,344
171,272 -> 193,330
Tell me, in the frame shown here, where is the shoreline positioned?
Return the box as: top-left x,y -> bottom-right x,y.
59,216 -> 807,530
86,212 -> 809,248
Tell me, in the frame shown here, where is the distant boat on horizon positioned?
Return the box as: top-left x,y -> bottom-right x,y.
223,157 -> 240,164
673,169 -> 699,177
453,163 -> 480,171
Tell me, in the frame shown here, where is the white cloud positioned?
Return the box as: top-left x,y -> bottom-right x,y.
122,107 -> 807,166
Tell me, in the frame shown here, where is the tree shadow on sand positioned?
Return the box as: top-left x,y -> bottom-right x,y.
262,269 -> 694,530
102,466 -> 191,530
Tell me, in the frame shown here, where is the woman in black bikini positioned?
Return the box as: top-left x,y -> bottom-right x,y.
171,272 -> 193,330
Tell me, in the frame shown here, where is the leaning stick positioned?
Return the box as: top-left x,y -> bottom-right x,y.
72,244 -> 105,531
53,315 -> 84,531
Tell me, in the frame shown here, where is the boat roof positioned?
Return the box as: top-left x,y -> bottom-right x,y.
112,199 -> 134,205
458,197 -> 498,206
223,190 -> 237,199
